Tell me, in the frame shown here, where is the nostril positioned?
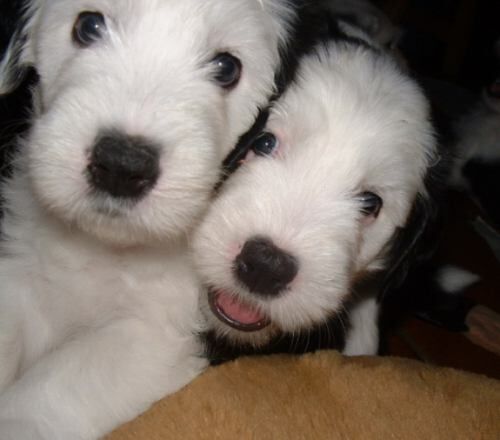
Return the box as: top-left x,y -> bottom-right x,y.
236,259 -> 255,276
233,236 -> 299,297
89,162 -> 110,175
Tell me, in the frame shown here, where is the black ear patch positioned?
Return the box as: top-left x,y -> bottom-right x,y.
380,145 -> 451,301
0,1 -> 34,95
379,193 -> 435,299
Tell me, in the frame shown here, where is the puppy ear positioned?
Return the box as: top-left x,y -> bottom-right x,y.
0,2 -> 38,95
379,193 -> 437,300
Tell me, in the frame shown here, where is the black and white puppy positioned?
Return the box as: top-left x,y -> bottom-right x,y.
0,1 -> 297,438
194,20 -> 440,362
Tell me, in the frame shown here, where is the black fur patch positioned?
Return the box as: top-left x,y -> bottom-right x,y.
0,0 -> 37,161
0,0 -> 26,58
1,2 -> 38,217
204,308 -> 349,365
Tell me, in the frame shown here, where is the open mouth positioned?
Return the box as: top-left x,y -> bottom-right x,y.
208,288 -> 270,332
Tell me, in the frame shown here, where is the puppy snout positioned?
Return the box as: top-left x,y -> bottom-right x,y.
233,236 -> 298,297
88,132 -> 160,199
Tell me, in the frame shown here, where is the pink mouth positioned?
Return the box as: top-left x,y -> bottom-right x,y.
208,289 -> 270,332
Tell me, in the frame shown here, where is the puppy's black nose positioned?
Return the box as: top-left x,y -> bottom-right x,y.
234,236 -> 298,297
88,132 -> 160,199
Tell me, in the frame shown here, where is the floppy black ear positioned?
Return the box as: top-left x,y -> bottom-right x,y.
0,0 -> 37,95
379,193 -> 437,300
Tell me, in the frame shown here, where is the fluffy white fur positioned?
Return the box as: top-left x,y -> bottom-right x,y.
194,39 -> 437,353
0,1 -> 295,438
343,297 -> 380,356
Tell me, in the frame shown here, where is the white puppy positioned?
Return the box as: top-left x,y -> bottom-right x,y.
194,22 -> 438,361
0,1 -> 295,438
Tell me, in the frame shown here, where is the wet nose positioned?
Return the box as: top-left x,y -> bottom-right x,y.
88,131 -> 160,199
233,236 -> 299,297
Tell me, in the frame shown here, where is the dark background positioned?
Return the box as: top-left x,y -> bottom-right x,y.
376,0 -> 500,91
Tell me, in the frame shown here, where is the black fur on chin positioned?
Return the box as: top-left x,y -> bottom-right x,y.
203,308 -> 349,365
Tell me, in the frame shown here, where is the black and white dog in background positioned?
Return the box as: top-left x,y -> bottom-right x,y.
451,71 -> 500,229
195,19 -> 441,362
0,1 -> 297,438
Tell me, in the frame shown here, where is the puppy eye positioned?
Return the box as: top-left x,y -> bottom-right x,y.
251,132 -> 279,157
356,191 -> 383,217
212,53 -> 242,89
73,12 -> 107,47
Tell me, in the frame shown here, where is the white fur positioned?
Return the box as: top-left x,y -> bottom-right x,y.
436,265 -> 480,294
0,1 -> 295,438
193,39 -> 436,352
343,297 -> 380,356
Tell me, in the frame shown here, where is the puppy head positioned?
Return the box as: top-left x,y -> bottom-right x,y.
193,42 -> 437,346
0,0 -> 295,246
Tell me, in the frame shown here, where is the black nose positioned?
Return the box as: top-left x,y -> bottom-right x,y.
88,132 -> 160,199
233,236 -> 299,297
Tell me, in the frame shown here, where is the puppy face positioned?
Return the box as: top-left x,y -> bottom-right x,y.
2,0 -> 293,245
194,43 -> 436,346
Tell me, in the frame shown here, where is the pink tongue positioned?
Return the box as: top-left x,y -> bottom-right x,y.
215,291 -> 265,325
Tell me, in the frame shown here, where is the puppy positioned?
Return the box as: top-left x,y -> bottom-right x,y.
0,1 -> 295,438
194,20 -> 438,362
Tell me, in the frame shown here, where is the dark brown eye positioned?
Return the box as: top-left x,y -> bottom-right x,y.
212,52 -> 242,89
251,132 -> 279,157
356,191 -> 383,217
72,12 -> 107,47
